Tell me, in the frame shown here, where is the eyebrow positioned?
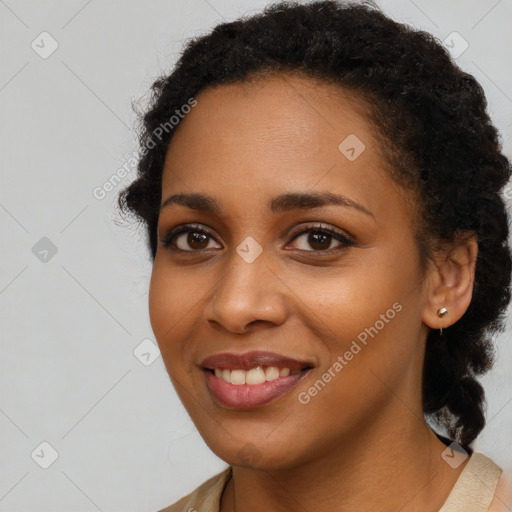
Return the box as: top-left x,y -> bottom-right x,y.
160,191 -> 374,218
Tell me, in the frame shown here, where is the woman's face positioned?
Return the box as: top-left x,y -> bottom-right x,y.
149,74 -> 433,469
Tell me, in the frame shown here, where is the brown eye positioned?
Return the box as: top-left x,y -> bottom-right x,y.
182,231 -> 210,250
161,225 -> 221,251
288,225 -> 354,252
306,231 -> 332,250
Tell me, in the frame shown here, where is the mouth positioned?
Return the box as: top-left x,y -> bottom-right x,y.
200,351 -> 313,410
209,365 -> 302,384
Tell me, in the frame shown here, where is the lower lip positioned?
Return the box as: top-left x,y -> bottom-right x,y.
204,369 -> 310,410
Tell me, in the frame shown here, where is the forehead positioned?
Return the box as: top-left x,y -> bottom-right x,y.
160,73 -> 407,222
167,73 -> 375,156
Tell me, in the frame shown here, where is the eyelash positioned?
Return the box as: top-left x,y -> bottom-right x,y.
160,222 -> 354,255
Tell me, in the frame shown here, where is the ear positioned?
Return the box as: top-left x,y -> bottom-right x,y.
422,231 -> 478,330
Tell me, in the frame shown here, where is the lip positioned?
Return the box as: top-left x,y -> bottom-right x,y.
200,351 -> 314,410
200,350 -> 313,371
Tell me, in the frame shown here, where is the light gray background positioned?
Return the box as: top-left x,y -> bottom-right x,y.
1,0 -> 511,511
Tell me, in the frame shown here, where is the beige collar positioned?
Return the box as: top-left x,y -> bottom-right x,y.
439,452 -> 502,512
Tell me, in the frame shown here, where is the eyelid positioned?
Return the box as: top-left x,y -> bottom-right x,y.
161,223 -> 220,248
287,222 -> 353,243
285,223 -> 354,254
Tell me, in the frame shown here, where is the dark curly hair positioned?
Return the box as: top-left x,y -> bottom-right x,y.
117,0 -> 512,448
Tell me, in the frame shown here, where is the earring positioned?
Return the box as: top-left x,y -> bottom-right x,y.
437,307 -> 447,335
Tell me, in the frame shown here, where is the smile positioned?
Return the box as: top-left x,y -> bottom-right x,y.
200,351 -> 313,409
212,366 -> 300,385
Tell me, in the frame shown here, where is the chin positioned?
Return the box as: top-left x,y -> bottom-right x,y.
203,434 -> 308,471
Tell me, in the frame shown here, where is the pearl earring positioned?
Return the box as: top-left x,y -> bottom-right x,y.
437,307 -> 448,335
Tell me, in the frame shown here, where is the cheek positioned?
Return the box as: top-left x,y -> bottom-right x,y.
148,263 -> 173,343
297,251 -> 414,343
294,250 -> 423,397
148,258 -> 200,338
148,261 -> 194,364
293,304 -> 416,439
148,259 -> 223,383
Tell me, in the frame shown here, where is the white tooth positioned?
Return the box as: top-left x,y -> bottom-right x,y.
214,368 -> 222,378
265,366 -> 280,381
230,369 -> 246,385
279,368 -> 291,377
246,367 -> 266,385
222,369 -> 231,383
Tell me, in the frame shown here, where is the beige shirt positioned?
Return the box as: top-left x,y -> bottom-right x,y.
158,452 -> 510,512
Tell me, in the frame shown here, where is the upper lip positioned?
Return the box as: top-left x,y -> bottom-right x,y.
200,351 -> 314,371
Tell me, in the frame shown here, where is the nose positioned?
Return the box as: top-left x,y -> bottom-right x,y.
205,251 -> 288,334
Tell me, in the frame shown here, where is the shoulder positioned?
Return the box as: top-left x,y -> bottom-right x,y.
488,465 -> 512,512
156,466 -> 232,512
439,452 -> 503,512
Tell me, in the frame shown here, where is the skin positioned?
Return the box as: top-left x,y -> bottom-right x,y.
149,73 -> 478,512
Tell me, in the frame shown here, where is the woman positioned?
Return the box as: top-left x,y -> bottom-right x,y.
118,1 -> 512,510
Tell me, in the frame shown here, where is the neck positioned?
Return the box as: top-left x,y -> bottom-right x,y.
220,411 -> 469,512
